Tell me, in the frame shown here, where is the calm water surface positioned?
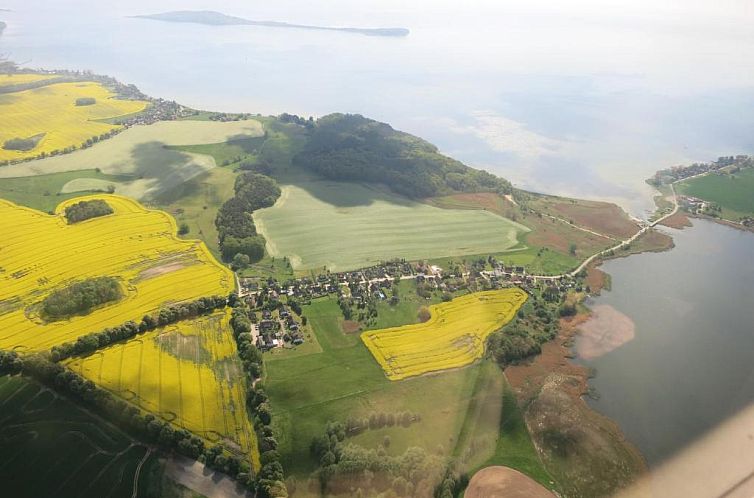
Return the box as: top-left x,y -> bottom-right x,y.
577,220 -> 754,465
2,0 -> 754,216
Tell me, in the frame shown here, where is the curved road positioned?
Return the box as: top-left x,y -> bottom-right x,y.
531,184 -> 678,281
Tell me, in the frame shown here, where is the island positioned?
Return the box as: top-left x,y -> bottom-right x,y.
132,10 -> 410,37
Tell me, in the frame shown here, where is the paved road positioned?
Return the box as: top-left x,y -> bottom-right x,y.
530,184 -> 679,281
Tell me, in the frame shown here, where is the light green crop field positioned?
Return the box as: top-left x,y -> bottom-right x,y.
677,167 -> 754,218
0,119 -> 263,200
254,180 -> 530,272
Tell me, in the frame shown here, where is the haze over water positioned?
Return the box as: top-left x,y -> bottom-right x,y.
2,0 -> 754,216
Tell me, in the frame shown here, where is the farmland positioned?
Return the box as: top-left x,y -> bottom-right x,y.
676,166 -> 754,219
424,191 -> 626,275
254,180 -> 530,272
0,194 -> 234,352
263,294 -> 550,489
0,375 -> 157,498
0,169 -> 132,212
65,309 -> 259,467
0,119 -> 264,200
361,289 -> 527,380
0,79 -> 147,161
0,73 -> 56,87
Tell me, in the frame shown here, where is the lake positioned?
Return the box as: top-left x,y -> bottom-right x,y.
2,0 -> 754,216
575,219 -> 754,466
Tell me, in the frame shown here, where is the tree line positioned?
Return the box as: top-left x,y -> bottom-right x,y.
50,295 -> 228,362
293,113 -> 514,199
5,293 -> 282,493
228,297 -> 288,498
309,421 -> 446,497
215,172 -> 281,265
0,353 -> 258,487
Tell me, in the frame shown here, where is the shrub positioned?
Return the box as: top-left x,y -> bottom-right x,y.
3,134 -> 44,151
41,276 -> 122,320
64,199 -> 114,223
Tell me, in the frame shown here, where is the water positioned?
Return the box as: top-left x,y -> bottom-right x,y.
576,219 -> 754,466
2,0 -> 754,216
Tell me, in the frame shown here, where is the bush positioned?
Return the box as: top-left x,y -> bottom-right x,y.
3,134 -> 44,151
75,97 -> 96,106
64,199 -> 114,223
41,276 -> 122,320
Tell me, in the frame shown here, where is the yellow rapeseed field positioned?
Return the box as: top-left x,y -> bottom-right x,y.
0,194 -> 234,352
0,73 -> 57,87
0,79 -> 147,161
65,310 -> 260,468
362,289 -> 527,380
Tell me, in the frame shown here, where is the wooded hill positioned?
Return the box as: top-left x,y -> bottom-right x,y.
294,113 -> 514,199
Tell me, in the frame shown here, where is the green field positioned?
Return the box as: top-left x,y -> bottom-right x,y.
427,246 -> 579,277
449,361 -> 555,490
0,119 -> 263,201
168,135 -> 267,167
263,294 -> 550,488
0,375 -> 157,498
0,169 -> 131,211
677,167 -> 754,219
254,180 -> 530,272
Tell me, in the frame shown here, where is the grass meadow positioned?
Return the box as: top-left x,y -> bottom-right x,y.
677,167 -> 754,219
254,181 -> 530,272
0,169 -> 132,212
263,294 -> 550,487
0,375 -> 157,498
425,191 -> 624,275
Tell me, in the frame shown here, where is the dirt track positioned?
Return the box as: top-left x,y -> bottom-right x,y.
464,466 -> 556,498
165,456 -> 252,498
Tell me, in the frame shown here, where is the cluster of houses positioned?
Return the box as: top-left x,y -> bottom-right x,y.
241,258 -> 575,315
254,306 -> 304,351
651,155 -> 752,185
239,260 -> 424,303
679,195 -> 709,215
239,257 -> 582,352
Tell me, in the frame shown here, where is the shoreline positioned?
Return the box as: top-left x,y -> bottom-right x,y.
503,225 -> 675,496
